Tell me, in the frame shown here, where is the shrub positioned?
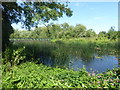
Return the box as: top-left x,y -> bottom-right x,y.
2,46 -> 26,67
2,62 -> 120,88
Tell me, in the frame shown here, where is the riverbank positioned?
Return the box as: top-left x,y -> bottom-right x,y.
2,62 -> 120,88
51,38 -> 118,44
2,38 -> 120,88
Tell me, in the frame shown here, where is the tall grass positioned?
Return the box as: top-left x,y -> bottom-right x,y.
10,39 -> 119,68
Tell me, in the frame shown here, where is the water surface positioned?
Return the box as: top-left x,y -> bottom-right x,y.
13,40 -> 120,73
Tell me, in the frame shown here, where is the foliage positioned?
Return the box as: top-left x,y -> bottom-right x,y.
2,62 -> 120,88
10,23 -> 97,39
98,27 -> 119,40
9,39 -> 119,69
10,23 -> 119,40
2,47 -> 26,67
86,29 -> 96,37
2,1 -> 72,29
2,38 -> 120,88
2,1 -> 73,51
2,1 -> 119,88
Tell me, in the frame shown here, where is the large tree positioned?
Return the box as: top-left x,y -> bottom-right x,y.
2,1 -> 73,51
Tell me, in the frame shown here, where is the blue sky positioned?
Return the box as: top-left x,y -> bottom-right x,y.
12,2 -> 118,34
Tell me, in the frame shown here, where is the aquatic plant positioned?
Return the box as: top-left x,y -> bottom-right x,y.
2,62 -> 120,88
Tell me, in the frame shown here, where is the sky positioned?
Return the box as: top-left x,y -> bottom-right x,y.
12,2 -> 118,34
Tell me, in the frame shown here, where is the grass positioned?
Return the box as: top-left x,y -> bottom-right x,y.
8,38 -> 119,68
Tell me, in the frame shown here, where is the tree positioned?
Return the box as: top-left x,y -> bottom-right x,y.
61,22 -> 69,30
97,31 -> 107,40
86,29 -> 96,37
2,1 -> 73,51
49,24 -> 62,39
107,26 -> 116,40
74,24 -> 86,37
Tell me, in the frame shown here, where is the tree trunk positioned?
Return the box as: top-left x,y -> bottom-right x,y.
2,10 -> 13,52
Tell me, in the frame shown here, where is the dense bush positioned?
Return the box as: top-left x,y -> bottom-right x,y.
2,46 -> 26,72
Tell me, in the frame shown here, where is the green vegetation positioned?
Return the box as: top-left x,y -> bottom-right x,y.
8,39 -> 119,67
2,39 -> 120,88
2,1 -> 120,89
10,23 -> 119,40
2,61 -> 120,88
2,1 -> 72,51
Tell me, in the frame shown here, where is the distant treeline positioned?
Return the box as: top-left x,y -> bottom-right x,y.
9,38 -> 51,41
10,23 -> 120,40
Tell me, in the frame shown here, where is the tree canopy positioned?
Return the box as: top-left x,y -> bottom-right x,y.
10,23 -> 119,41
2,1 -> 72,29
2,1 -> 73,51
10,23 -> 97,39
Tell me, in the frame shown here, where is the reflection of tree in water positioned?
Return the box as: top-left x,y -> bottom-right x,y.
80,49 -> 94,62
12,39 -> 119,71
52,41 -> 119,69
52,42 -> 96,68
76,43 -> 95,63
51,44 -> 70,68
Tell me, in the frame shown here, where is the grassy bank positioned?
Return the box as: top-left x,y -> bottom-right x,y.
2,38 -> 120,88
2,62 -> 120,88
9,38 -> 119,68
52,38 -> 119,53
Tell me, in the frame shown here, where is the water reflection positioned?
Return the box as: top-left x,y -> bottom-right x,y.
43,44 -> 119,72
13,40 -> 119,73
69,54 -> 118,73
39,42 -> 119,73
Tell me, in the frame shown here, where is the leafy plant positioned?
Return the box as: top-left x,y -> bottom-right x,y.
2,62 -> 120,88
2,46 -> 26,67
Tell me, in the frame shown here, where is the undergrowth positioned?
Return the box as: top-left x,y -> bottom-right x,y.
2,62 -> 120,88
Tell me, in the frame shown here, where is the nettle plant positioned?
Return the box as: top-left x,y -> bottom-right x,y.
3,46 -> 26,67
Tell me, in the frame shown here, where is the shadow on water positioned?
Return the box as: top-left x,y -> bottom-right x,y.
12,40 -> 120,73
